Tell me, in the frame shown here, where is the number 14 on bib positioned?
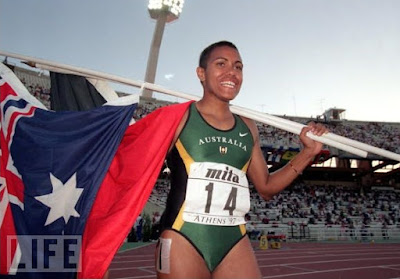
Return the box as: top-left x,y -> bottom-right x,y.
183,162 -> 251,226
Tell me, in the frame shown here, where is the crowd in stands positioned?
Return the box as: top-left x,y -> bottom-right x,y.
325,121 -> 400,154
249,183 -> 400,227
22,79 -> 51,109
133,101 -> 164,119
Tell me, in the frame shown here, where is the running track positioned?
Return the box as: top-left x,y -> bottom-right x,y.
109,242 -> 400,279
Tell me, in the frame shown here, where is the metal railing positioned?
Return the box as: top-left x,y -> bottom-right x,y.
255,224 -> 400,242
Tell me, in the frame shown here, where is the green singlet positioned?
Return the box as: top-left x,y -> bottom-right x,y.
160,103 -> 254,272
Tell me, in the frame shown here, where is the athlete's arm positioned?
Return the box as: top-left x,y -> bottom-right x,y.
243,118 -> 327,200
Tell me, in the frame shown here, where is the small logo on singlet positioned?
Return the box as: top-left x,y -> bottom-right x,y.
239,132 -> 248,137
219,146 -> 228,155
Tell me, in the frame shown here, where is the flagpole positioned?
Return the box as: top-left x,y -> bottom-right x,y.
1,50 -> 400,162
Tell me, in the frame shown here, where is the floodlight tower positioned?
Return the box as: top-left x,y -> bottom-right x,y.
143,0 -> 184,99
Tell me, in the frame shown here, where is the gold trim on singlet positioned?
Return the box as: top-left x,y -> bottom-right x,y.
175,139 -> 194,175
172,201 -> 186,230
242,160 -> 250,172
239,224 -> 246,235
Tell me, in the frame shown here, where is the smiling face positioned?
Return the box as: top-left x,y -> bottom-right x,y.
197,45 -> 243,103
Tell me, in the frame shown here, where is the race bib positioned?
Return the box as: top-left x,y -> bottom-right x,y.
183,162 -> 250,226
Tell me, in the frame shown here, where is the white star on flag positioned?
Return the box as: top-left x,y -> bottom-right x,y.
35,173 -> 83,226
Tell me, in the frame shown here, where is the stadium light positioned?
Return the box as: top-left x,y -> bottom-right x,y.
143,0 -> 184,99
148,0 -> 184,22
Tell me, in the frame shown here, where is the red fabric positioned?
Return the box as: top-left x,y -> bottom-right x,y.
0,202 -> 18,274
79,101 -> 192,278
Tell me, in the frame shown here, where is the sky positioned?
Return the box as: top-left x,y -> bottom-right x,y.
1,0 -> 400,122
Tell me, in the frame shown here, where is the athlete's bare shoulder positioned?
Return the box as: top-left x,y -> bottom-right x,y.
238,115 -> 260,143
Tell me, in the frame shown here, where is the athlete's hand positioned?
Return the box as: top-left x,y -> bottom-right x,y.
299,122 -> 329,156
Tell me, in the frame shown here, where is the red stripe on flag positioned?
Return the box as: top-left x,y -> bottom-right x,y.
0,200 -> 19,274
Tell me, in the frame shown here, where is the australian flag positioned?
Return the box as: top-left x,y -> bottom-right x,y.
0,62 -> 136,279
1,62 -> 191,279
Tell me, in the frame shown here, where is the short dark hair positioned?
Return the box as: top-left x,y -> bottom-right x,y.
198,41 -> 238,69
